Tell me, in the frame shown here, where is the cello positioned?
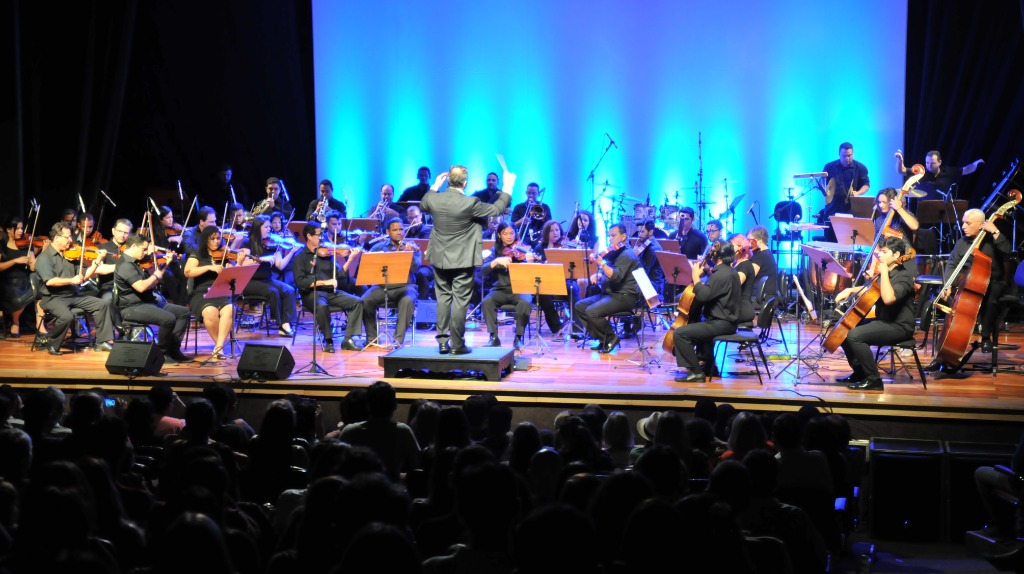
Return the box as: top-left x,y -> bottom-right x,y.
934,189 -> 1022,369
856,166 -> 925,280
823,248 -> 917,353
661,241 -> 720,353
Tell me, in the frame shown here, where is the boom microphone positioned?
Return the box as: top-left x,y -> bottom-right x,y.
746,201 -> 758,216
605,133 -> 618,149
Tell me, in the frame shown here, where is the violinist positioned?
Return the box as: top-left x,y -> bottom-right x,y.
306,179 -> 347,221
292,222 -> 365,353
183,226 -> 236,360
404,206 -> 432,238
89,218 -> 134,324
566,210 -> 598,250
269,211 -> 293,240
360,217 -> 420,348
115,234 -> 193,364
834,236 -> 916,391
241,215 -> 299,336
148,206 -> 187,304
729,233 -> 756,325
180,205 -> 217,256
227,203 -> 247,233
73,212 -> 102,246
510,183 -> 551,247
574,223 -> 641,354
622,221 -> 665,339
535,220 -> 576,337
0,216 -> 38,337
482,223 -> 536,350
153,205 -> 184,248
321,209 -> 361,294
34,222 -> 115,355
671,242 -> 740,383
933,209 -> 1010,358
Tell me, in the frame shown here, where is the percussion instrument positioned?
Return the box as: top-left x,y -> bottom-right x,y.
633,203 -> 656,221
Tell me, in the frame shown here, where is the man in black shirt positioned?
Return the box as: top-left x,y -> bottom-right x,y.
833,236 -> 916,391
671,207 -> 708,259
34,222 -> 115,355
672,243 -> 740,382
574,224 -> 641,354
895,149 -> 984,199
398,166 -> 432,202
292,222 -> 365,353
510,183 -> 552,246
180,206 -> 217,256
361,217 -> 421,348
822,142 -> 870,241
471,172 -> 504,204
747,225 -> 778,301
114,234 -> 193,364
306,179 -> 347,221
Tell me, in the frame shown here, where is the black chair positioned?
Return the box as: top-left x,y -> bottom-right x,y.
236,294 -> 272,335
113,285 -> 154,342
875,338 -> 927,389
711,297 -> 777,385
753,275 -> 788,353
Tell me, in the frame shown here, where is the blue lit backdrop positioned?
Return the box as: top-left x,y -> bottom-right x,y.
313,0 -> 906,243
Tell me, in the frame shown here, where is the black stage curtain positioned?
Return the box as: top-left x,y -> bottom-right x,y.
905,0 -> 1024,205
6,0 -> 315,230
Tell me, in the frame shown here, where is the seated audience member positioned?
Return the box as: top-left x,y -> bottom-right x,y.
338,381 -> 421,481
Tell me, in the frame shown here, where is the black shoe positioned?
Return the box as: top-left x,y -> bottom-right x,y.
600,334 -> 620,354
922,359 -> 942,372
590,339 -> 603,350
439,341 -> 451,354
93,342 -> 113,352
484,334 -> 501,347
47,346 -> 63,356
836,373 -> 865,383
675,372 -> 706,383
450,345 -> 472,355
981,340 -> 993,353
163,355 -> 180,365
849,376 -> 884,391
167,350 -> 195,363
341,338 -> 364,351
323,341 -> 335,353
514,336 -> 525,350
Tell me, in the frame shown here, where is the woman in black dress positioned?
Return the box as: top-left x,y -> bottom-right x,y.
241,215 -> 300,336
0,216 -> 37,337
183,226 -> 236,360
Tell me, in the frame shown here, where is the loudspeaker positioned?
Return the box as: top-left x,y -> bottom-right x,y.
870,438 -> 944,541
105,341 -> 164,377
237,343 -> 294,380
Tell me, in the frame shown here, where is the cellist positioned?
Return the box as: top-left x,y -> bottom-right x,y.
928,208 -> 1010,362
834,236 -> 916,391
671,242 -> 740,383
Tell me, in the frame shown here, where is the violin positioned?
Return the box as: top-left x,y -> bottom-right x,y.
139,251 -> 178,270
208,247 -> 247,264
263,235 -> 302,251
316,242 -> 353,259
64,245 -> 107,263
164,223 -> 183,237
590,241 -> 626,265
502,242 -> 535,261
15,236 -> 47,250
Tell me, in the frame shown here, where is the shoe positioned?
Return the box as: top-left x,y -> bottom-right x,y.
590,339 -> 603,350
278,325 -> 294,337
514,336 -> 525,350
47,346 -> 63,356
981,340 -> 993,353
484,334 -> 501,347
163,355 -> 180,365
392,341 -> 403,350
9,326 -> 19,338
211,347 -> 229,360
601,334 -> 620,354
167,350 -> 195,363
93,342 -> 113,352
985,544 -> 1024,570
341,338 -> 364,351
923,359 -> 942,372
450,345 -> 472,355
675,372 -> 706,383
836,373 -> 865,383
323,341 -> 336,353
438,341 -> 451,354
848,376 -> 884,391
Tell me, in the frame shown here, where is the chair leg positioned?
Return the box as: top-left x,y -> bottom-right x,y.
911,346 -> 927,389
717,341 -> 726,379
774,316 -> 789,353
755,341 -> 770,382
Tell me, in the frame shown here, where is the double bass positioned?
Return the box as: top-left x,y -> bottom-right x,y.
857,166 -> 925,279
934,189 -> 1022,369
661,241 -> 720,353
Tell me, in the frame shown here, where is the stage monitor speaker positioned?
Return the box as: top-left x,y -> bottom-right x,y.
237,343 -> 294,380
105,341 -> 164,377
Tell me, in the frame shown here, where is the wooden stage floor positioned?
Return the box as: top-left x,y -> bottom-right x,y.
2,316 -> 1024,424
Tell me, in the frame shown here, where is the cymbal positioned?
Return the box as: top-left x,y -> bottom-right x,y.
603,194 -> 644,203
907,189 -> 928,198
727,193 -> 746,210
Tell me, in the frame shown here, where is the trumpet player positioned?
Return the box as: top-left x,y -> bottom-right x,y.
368,184 -> 401,220
260,177 -> 292,219
511,183 -> 551,247
307,179 -> 347,221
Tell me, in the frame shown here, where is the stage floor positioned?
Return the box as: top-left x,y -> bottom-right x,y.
3,315 -> 1024,423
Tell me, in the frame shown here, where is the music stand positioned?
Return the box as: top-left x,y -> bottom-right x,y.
829,216 -> 876,249
204,263 -> 259,359
355,251 -> 413,350
617,267 -> 662,373
659,239 -> 681,254
287,221 -> 308,236
917,199 -> 967,253
509,263 -> 567,357
655,251 -> 693,301
777,244 -> 851,381
849,196 -> 875,218
543,249 -> 589,343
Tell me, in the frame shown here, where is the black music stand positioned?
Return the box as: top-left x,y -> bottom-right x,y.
509,263 -> 567,357
203,263 -> 258,360
543,248 -> 589,343
917,199 -> 967,253
355,251 -> 413,350
654,251 -> 692,339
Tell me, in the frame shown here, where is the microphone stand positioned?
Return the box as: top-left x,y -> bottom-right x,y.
586,137 -> 616,238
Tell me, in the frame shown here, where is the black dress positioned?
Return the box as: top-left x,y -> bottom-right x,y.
187,252 -> 232,313
0,242 -> 34,314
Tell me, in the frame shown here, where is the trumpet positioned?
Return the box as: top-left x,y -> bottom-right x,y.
369,199 -> 391,220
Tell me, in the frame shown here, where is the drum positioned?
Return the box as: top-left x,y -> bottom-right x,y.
621,215 -> 637,238
659,205 -> 679,225
805,244 -> 863,297
633,203 -> 656,221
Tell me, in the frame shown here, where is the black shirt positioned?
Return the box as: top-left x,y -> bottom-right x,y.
114,253 -> 157,308
471,189 -> 503,204
945,232 -> 1012,283
673,228 -> 708,259
293,246 -> 345,295
750,249 -> 778,298
823,159 -> 870,215
912,166 -> 961,200
306,197 -> 347,220
693,264 -> 741,323
635,239 -> 665,299
186,252 -> 222,295
601,247 -> 641,298
875,265 -> 916,333
398,183 -> 430,203
35,247 -> 80,298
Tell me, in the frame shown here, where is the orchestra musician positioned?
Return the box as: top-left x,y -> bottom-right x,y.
0,216 -> 38,337
671,242 -> 740,383
398,166 -> 432,203
368,184 -> 401,221
74,212 -> 101,246
574,223 -> 641,354
671,207 -> 708,259
149,206 -> 187,305
482,222 -> 536,350
822,142 -> 870,241
183,226 -> 238,360
747,225 -> 778,301
704,219 -> 725,244
60,208 -> 76,226
930,209 -> 1010,360
729,233 -> 756,325
405,205 -> 434,300
895,149 -> 984,199
227,203 -> 247,233
622,220 -> 665,339
268,211 -> 297,287
115,233 -> 193,364
180,205 -> 218,256
535,219 -> 577,337
261,177 -> 293,218
269,211 -> 293,239
90,218 -> 136,326
241,215 -> 300,337
293,222 -> 365,353
510,183 -> 552,247
472,172 -> 504,204
360,217 -> 420,348
307,179 -> 347,221
833,236 -> 916,391
422,166 -> 514,355
34,222 -> 115,355
566,210 -> 598,250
